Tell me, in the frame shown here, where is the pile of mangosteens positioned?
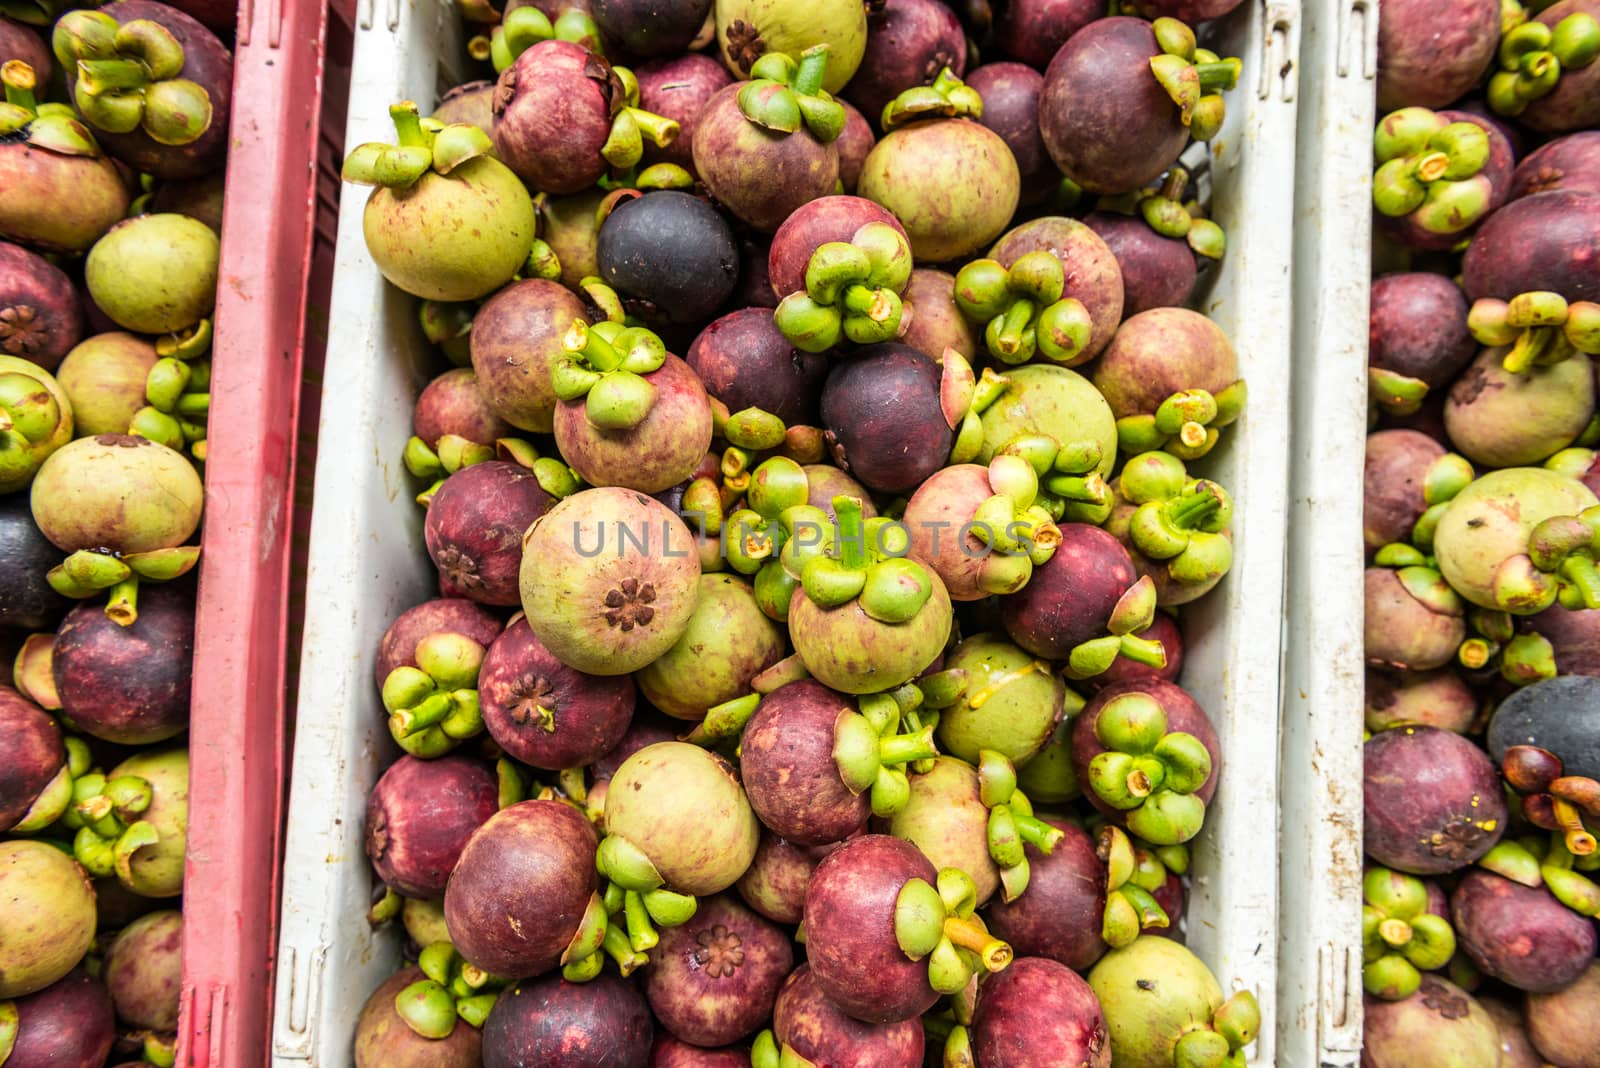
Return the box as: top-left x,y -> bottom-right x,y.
1,0 -> 236,1061
335,0 -> 1271,1065
1359,0 -> 1600,1063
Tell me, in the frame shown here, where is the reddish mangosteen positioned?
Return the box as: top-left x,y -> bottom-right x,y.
424,461 -> 556,606
431,79 -> 495,134
591,0 -> 711,58
366,754 -> 498,899
1092,307 -> 1242,458
636,54 -> 735,175
482,971 -> 653,1068
354,966 -> 483,1068
470,278 -> 591,434
0,492 -> 70,631
845,0 -> 966,123
0,684 -> 64,833
376,598 -> 504,691
967,62 -> 1056,206
770,963 -> 925,1068
982,817 -> 1107,971
1364,566 -> 1465,671
1450,870 -> 1597,993
1001,523 -> 1139,658
443,798 -> 600,978
686,308 -> 829,427
1364,429 -> 1448,551
971,956 -> 1112,1068
1364,726 -> 1507,875
903,461 -> 1050,602
1362,975 -> 1502,1068
0,17 -> 51,80
103,908 -> 181,1031
736,832 -> 835,925
1462,190 -> 1600,305
1374,0 -> 1499,111
994,0 -> 1101,70
820,343 -> 951,494
1506,0 -> 1600,133
650,1036 -> 752,1067
0,240 -> 82,369
597,191 -> 741,325
1,968 -> 115,1068
1364,668 -> 1479,733
1084,211 -> 1198,317
1368,273 -> 1475,411
835,100 -> 874,191
1129,0 -> 1243,17
642,893 -> 794,1047
591,710 -> 679,782
1526,959 -> 1600,1067
414,368 -> 513,452
989,216 -> 1126,363
479,616 -> 636,769
1373,109 -> 1514,252
52,583 -> 193,744
1095,610 -> 1183,689
1071,680 -> 1220,846
766,194 -> 907,299
898,268 -> 980,361
1511,130 -> 1600,199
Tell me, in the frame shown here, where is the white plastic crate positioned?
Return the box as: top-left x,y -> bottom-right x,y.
1278,0 -> 1375,1065
270,0 -> 1300,1061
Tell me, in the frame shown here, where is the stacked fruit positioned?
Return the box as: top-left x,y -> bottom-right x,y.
341,2 -> 1267,1066
1,0 -> 238,1063
1361,1 -> 1600,1064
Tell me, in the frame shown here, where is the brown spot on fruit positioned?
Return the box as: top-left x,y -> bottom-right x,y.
1421,984 -> 1469,1019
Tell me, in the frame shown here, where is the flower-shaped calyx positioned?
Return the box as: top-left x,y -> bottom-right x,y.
880,66 -> 982,130
963,453 -> 1064,596
1485,506 -> 1600,614
395,941 -> 507,1037
1488,7 -> 1600,117
1097,825 -> 1184,947
1372,108 -> 1495,241
983,429 -> 1115,526
954,252 -> 1095,366
592,836 -> 700,966
0,59 -> 103,157
894,867 -> 1014,994
1147,18 -> 1241,143
978,749 -> 1065,901
0,359 -> 70,493
797,494 -> 939,624
721,455 -> 816,622
343,101 -> 497,189
1361,867 -> 1457,1000
131,327 -> 212,460
738,46 -> 846,142
406,432 -> 578,510
52,10 -> 214,145
939,348 -> 1012,468
1478,828 -> 1600,919
551,318 -> 668,430
489,3 -> 603,71
1469,291 -> 1600,374
774,221 -> 913,351
1121,450 -> 1235,591
1086,690 -> 1213,845
48,542 -> 201,628
61,769 -> 165,893
1099,165 -> 1226,263
1115,381 -> 1247,460
831,690 -> 941,819
382,633 -> 488,757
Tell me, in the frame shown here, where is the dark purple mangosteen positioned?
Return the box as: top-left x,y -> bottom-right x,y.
989,216 -> 1126,362
642,893 -> 794,1047
478,615 -> 636,770
766,194 -> 908,300
1375,0 -> 1500,111
649,1036 -> 752,1067
967,63 -> 1056,206
1526,604 -> 1600,675
161,0 -> 235,35
591,0 -> 711,59
597,191 -> 741,325
2,968 -> 115,1068
424,461 -> 556,606
52,583 -> 193,744
1485,674 -> 1600,782
982,817 -> 1108,971
365,753 -> 498,898
482,971 -> 653,1068
1450,870 -> 1597,993
103,908 -> 182,1031
1368,273 -> 1475,406
836,100 -> 875,192
1364,429 -> 1447,551
0,683 -> 62,833
1517,0 -> 1600,134
899,267 -> 980,362
994,0 -> 1101,70
685,308 -> 829,427
636,54 -> 735,175
431,79 -> 496,135
736,832 -> 837,925
0,17 -> 52,81
1511,131 -> 1600,199
1364,726 -> 1507,875
470,277 -> 591,434
376,598 -> 504,691
354,966 -> 483,1068
733,232 -> 779,310
1364,667 -> 1479,733
740,679 -> 881,846
0,240 -> 82,370
1002,523 -> 1139,660
414,368 -> 513,451
1084,211 -> 1198,316
770,963 -> 925,1068
147,171 -> 226,231
1094,610 -> 1183,689
444,798 -> 600,979
971,956 -> 1112,1068
1526,959 -> 1600,1067
820,343 -> 952,495
0,491 -> 71,631
1461,190 -> 1600,305
846,0 -> 966,124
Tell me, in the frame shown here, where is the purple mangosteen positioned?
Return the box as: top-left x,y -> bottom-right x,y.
1364,726 -> 1507,875
1368,273 -> 1475,411
983,817 -> 1108,971
766,194 -> 908,300
820,343 -> 952,495
971,956 -> 1112,1068
52,583 -> 193,744
1511,130 -> 1600,199
846,0 -> 966,123
642,893 -> 794,1047
1,968 -> 115,1068
1084,211 -> 1199,316
1451,870 -> 1597,993
470,278 -> 591,434
994,0 -> 1101,70
103,908 -> 182,1031
596,191 -> 741,326
481,971 -> 653,1068
636,54 -> 735,175
365,753 -> 499,898
1001,524 -> 1141,659
1462,190 -> 1600,305
424,461 -> 556,606
376,598 -> 504,691
1364,667 -> 1479,733
736,832 -> 838,926
354,966 -> 483,1068
989,216 -> 1126,363
685,308 -> 829,428
1374,0 -> 1500,111
0,683 -> 64,833
770,963 -> 925,1068
0,240 -> 82,369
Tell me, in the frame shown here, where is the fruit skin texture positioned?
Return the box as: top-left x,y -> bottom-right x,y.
425,461 -> 556,606
1361,975 -> 1502,1068
972,956 -> 1112,1068
637,573 -> 785,721
714,0 -> 868,94
364,754 -> 498,898
53,583 -> 194,744
1087,936 -> 1223,1068
1363,725 -> 1506,875
771,963 -> 925,1068
1084,211 -> 1196,316
1511,131 -> 1600,198
492,39 -> 621,195
1374,0 -> 1500,112
990,216 -> 1125,363
354,966 -> 483,1068
642,893 -> 794,1048
787,570 -> 954,696
995,0 -> 1103,71
1450,870 -> 1597,993
0,684 -> 61,832
887,756 -> 1001,906
414,367 -> 511,448
518,488 -> 703,676
858,118 -> 1020,262
553,353 -> 714,494
1461,190 -> 1600,305
482,970 -> 653,1068
740,678 -> 869,846
636,54 -> 735,175
443,798 -> 599,979
1092,307 -> 1238,422
596,191 -> 741,326
820,343 -> 953,495
982,817 -> 1108,971
685,308 -> 829,428
649,1035 -> 754,1066
1443,345 -> 1594,468
1364,429 -> 1446,551
103,909 -> 182,1031
737,833 -> 830,925
1480,995 -> 1546,1068
0,240 -> 82,369
2,967 -> 115,1068
53,332 -> 159,437
85,214 -> 218,335
375,598 -> 503,691
692,83 -> 840,234
30,434 -> 202,554
1368,273 -> 1475,391
1003,523 -> 1139,660
0,838 -> 97,998
469,278 -> 589,433
1526,959 -> 1600,1067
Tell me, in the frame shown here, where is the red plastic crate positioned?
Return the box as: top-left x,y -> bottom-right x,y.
174,0 -> 343,1062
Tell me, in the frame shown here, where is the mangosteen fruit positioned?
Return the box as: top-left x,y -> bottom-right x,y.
766,193 -> 907,299
482,969 -> 653,1068
965,63 -> 1054,208
642,893 -> 793,1047
1088,935 -> 1260,1068
1083,210 -> 1200,317
983,817 -> 1108,971
887,755 -> 1026,906
1364,668 -> 1478,733
1491,0 -> 1600,133
1375,0 -> 1500,111
1092,307 -> 1243,459
903,459 -> 1062,602
0,354 -> 72,494
737,833 -> 831,925
597,190 -> 740,325
365,754 -> 498,899
0,838 -> 96,998
1372,108 -> 1514,252
1361,866 -> 1456,1000
768,962 -> 924,1068
835,99 -> 873,191
1095,609 -> 1184,689
650,1036 -> 752,1066
685,308 -> 829,429
846,0 -> 966,123
1444,345 -> 1594,468
713,0 -> 867,94
412,368 -> 513,462
1462,190 -> 1600,306
1363,565 -> 1466,671
971,956 -> 1112,1068
0,683 -> 65,833
71,746 -> 189,897
591,0 -> 710,58
935,631 -> 1072,766
987,218 -> 1127,365
84,214 -> 217,336
52,332 -> 159,438
431,79 -> 496,134
354,966 -> 483,1068
376,598 -> 504,691
1487,673 -> 1600,780
470,278 -> 590,433
1511,130 -> 1600,198
899,268 -> 981,361
1450,869 -> 1596,992
592,709 -> 680,782
636,54 -> 734,174
1480,996 -> 1546,1068
1526,958 -> 1600,1067
0,17 -> 51,78
1368,273 -> 1476,413
1363,429 -> 1453,550
52,582 -> 192,743
103,908 -> 181,1031
1364,725 -> 1507,874
0,240 -> 80,369
425,461 -> 556,606
1361,975 -> 1502,1068
636,573 -> 784,720
0,492 -> 69,630
994,0 -> 1100,69
820,343 -> 951,494
0,967 -> 115,1068
1002,523 -> 1158,669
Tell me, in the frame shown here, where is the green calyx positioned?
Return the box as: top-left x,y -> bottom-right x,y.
1478,835 -> 1600,918
381,633 -> 487,757
131,355 -> 210,458
1061,576 -> 1165,681
62,769 -> 161,888
1116,383 -> 1246,461
893,867 -> 1013,993
977,749 -> 1064,902
1098,825 -> 1180,947
1170,990 -> 1260,1068
1410,453 -> 1475,552
738,46 -> 846,142
832,693 -> 940,818
1487,506 -> 1600,614
1123,455 -> 1235,589
941,349 -> 1014,467
52,11 -> 214,146
722,455 -> 813,619
0,0 -> 67,25
550,318 -> 668,430
962,453 -> 1064,596
342,102 -> 496,189
593,66 -> 681,175
1369,366 -> 1431,415
880,66 -> 983,130
0,368 -> 69,489
985,431 -> 1113,525
10,733 -> 93,835
395,941 -> 507,1037
1371,108 -> 1494,235
1100,166 -> 1226,260
1086,691 -> 1211,845
1469,293 -> 1600,374
774,222 -> 914,351
0,59 -> 103,155
1489,11 -> 1600,116
490,5 -> 603,72
404,433 -> 496,485
1361,867 -> 1456,1000
420,300 -> 475,365
954,252 -> 1094,366
46,546 -> 201,627
1148,18 -> 1240,142
591,837 -> 699,963
796,494 -> 938,623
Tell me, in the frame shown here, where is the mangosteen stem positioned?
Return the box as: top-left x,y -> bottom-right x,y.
1195,59 -> 1238,92
1561,554 -> 1600,609
390,101 -> 427,149
623,889 -> 659,952
600,920 -> 647,976
880,726 -> 939,767
1,59 -> 37,110
105,576 -> 138,627
1551,797 -> 1598,856
834,495 -> 868,571
792,46 -> 829,96
942,916 -> 1011,971
1119,635 -> 1169,668
1013,812 -> 1063,852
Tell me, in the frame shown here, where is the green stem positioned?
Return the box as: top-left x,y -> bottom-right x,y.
1014,812 -> 1064,852
1560,555 -> 1600,610
105,576 -> 139,627
880,728 -> 939,766
834,495 -> 867,571
793,45 -> 829,96
390,101 -> 427,149
1196,59 -> 1239,92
